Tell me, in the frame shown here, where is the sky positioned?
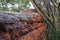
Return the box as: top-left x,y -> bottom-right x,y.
29,2 -> 35,9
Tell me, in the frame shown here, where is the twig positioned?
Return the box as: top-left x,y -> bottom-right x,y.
31,0 -> 54,26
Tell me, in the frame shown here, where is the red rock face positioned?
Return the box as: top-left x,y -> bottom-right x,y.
0,9 -> 46,40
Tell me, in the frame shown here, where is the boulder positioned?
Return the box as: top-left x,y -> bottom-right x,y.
0,9 -> 46,40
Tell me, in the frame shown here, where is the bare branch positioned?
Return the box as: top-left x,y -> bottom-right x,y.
31,0 -> 54,26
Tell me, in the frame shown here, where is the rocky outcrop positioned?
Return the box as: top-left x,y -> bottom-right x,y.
0,9 -> 46,40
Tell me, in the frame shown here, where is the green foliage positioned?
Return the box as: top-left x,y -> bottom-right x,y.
0,0 -> 30,12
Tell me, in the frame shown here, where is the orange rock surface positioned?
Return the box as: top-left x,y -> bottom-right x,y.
0,9 -> 46,40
